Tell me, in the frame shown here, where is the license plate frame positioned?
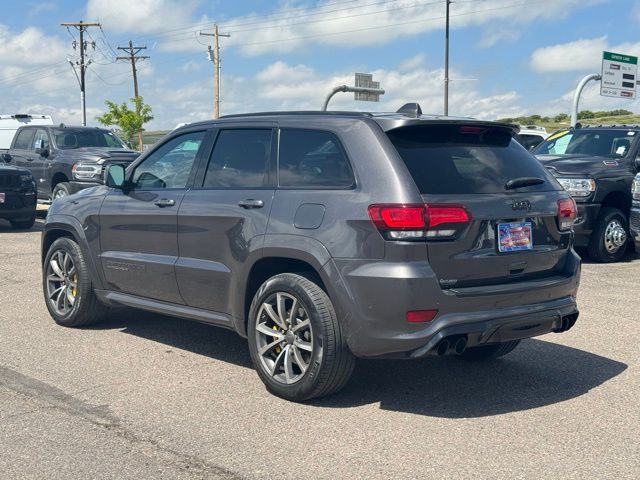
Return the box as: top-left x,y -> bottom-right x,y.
497,221 -> 533,253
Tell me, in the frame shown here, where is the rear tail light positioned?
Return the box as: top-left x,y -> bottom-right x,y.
557,197 -> 577,231
367,203 -> 471,240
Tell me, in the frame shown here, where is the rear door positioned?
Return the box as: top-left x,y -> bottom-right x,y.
9,128 -> 36,171
176,127 -> 276,313
385,124 -> 570,289
98,129 -> 208,303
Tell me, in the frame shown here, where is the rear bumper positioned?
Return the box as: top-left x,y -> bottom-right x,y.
331,249 -> 581,358
572,202 -> 600,247
0,191 -> 36,219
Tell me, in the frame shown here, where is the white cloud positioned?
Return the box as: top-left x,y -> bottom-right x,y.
397,54 -> 426,72
28,2 -> 57,19
530,36 -> 640,73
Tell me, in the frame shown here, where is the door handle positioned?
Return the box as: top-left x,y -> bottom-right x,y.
154,198 -> 176,208
238,199 -> 264,209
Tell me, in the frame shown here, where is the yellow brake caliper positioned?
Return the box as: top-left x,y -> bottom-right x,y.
273,325 -> 282,354
71,274 -> 78,297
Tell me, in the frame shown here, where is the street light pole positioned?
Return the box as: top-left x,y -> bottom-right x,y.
444,0 -> 452,116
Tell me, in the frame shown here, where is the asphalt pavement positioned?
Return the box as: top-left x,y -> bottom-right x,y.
0,218 -> 638,479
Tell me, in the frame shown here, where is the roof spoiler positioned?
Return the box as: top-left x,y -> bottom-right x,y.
396,103 -> 422,118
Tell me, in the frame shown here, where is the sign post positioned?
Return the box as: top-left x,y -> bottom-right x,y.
601,51 -> 638,99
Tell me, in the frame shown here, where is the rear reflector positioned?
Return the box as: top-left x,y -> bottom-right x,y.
368,203 -> 471,240
557,197 -> 577,231
406,309 -> 438,323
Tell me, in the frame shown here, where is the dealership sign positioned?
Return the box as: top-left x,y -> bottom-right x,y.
601,51 -> 638,99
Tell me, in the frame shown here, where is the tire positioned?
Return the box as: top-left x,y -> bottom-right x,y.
52,182 -> 71,201
459,340 -> 521,361
247,273 -> 355,402
587,207 -> 629,263
42,237 -> 109,327
10,214 -> 36,229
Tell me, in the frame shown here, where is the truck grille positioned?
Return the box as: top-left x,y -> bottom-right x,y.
0,174 -> 20,190
630,211 -> 640,232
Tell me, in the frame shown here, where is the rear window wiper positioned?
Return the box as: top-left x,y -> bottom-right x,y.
505,177 -> 545,190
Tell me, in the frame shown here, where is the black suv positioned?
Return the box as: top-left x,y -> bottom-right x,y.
42,108 -> 581,401
533,126 -> 640,262
2,125 -> 138,202
0,163 -> 37,229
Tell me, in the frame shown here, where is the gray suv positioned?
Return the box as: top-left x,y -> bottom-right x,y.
41,108 -> 581,401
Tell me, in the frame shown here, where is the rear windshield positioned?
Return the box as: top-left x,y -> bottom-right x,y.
533,129 -> 636,157
386,125 -> 558,194
53,129 -> 127,149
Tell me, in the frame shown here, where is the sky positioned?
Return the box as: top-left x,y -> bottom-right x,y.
1,0 -> 640,130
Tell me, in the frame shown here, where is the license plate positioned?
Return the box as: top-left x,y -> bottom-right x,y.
0,193 -> 4,204
497,222 -> 533,252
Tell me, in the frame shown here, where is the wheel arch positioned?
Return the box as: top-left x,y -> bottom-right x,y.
600,190 -> 632,216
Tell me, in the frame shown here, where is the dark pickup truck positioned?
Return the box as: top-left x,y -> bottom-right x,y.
0,125 -> 139,202
533,125 -> 639,262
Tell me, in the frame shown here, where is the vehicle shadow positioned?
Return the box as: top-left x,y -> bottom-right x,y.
575,246 -> 638,264
0,218 -> 45,233
95,309 -> 627,418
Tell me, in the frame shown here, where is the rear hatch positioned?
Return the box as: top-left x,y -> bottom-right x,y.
384,123 -> 574,289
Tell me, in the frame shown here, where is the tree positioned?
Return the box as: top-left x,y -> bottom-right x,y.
554,113 -> 569,123
96,97 -> 153,151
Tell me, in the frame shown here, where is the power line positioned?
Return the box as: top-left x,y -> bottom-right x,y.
199,25 -> 230,119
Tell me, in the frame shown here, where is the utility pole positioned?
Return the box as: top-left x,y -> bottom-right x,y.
60,21 -> 101,126
444,0 -> 452,116
116,41 -> 149,151
199,25 -> 230,119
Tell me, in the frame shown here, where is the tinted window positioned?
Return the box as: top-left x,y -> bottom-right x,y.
279,129 -> 354,188
534,129 -> 636,157
515,133 -> 544,151
387,125 -> 558,194
53,128 -> 127,149
13,129 -> 35,150
33,129 -> 50,150
203,129 -> 272,189
132,131 -> 205,189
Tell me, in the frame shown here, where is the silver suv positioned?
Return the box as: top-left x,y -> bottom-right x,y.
42,107 -> 581,401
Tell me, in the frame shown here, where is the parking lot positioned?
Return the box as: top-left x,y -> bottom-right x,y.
0,217 -> 638,479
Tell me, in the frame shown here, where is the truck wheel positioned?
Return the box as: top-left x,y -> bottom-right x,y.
43,237 -> 109,327
10,214 -> 36,229
52,182 -> 71,201
247,273 -> 355,402
459,340 -> 521,361
587,207 -> 628,263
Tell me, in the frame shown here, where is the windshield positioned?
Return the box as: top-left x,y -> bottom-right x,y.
533,129 -> 636,157
53,129 -> 127,149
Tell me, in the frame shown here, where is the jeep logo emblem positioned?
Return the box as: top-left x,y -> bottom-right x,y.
512,200 -> 532,211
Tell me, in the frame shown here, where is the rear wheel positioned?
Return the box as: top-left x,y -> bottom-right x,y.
459,340 -> 521,361
247,273 -> 355,402
588,207 -> 628,263
43,237 -> 109,327
10,214 -> 36,229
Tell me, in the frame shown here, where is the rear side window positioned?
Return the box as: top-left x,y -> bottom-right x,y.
203,129 -> 272,189
386,125 -> 557,194
13,129 -> 35,150
278,129 -> 355,188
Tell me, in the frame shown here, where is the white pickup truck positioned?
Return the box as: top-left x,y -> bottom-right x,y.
0,114 -> 54,153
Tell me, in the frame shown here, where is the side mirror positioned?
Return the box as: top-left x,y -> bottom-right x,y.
1,153 -> 11,163
104,164 -> 126,189
34,139 -> 49,157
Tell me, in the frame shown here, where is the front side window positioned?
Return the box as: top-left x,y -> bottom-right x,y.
132,131 -> 206,189
278,129 -> 355,188
33,129 -> 50,150
203,129 -> 272,189
13,129 -> 35,150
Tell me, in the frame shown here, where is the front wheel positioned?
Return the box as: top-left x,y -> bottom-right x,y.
52,182 -> 71,201
458,340 -> 521,361
43,237 -> 109,327
587,207 -> 628,263
247,273 -> 355,402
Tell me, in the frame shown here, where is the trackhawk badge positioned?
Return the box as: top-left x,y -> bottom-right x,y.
512,200 -> 532,211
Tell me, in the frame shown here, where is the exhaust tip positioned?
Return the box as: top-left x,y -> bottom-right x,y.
454,336 -> 468,355
436,339 -> 450,356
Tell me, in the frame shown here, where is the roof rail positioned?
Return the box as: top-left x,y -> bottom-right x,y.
219,110 -> 373,119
